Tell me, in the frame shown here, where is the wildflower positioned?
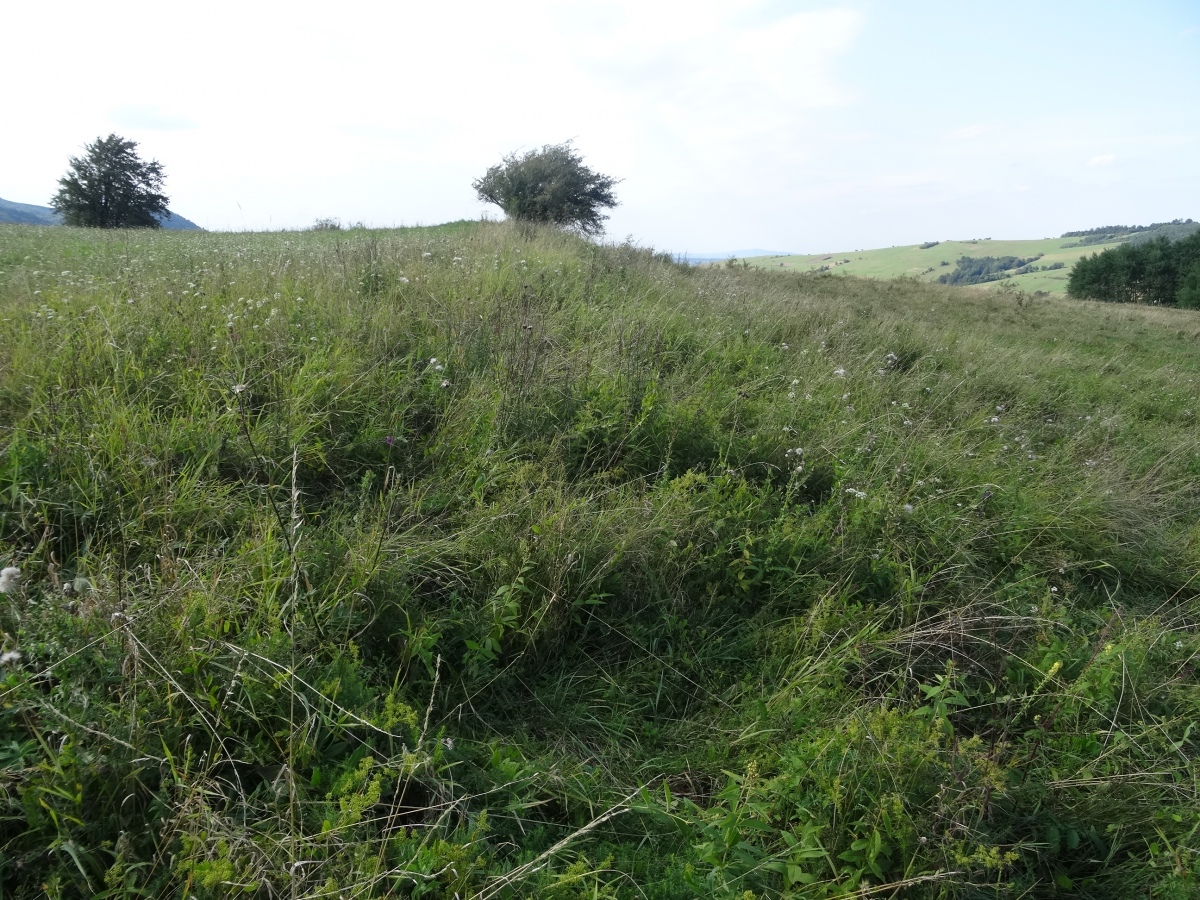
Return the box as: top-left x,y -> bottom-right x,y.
833,367 -> 846,377
423,252 -> 432,258
791,378 -> 799,386
989,416 -> 1000,424
781,342 -> 790,350
1175,640 -> 1184,650
903,503 -> 914,514
0,650 -> 20,666
787,392 -> 796,399
399,276 -> 410,284
0,567 -> 21,593
232,383 -> 247,394
1050,586 -> 1058,593
385,436 -> 394,446
434,364 -> 444,372
440,379 -> 451,388
844,488 -> 867,499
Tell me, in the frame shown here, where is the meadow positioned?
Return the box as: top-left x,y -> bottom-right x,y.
739,237 -> 1130,295
0,221 -> 1198,898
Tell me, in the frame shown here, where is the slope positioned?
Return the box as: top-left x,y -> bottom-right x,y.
0,222 -> 1198,898
739,236 -> 1129,294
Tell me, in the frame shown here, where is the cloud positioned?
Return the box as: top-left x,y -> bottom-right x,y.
1088,154 -> 1117,167
109,105 -> 197,131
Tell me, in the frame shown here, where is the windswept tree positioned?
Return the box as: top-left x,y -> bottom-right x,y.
51,134 -> 170,228
473,142 -> 619,236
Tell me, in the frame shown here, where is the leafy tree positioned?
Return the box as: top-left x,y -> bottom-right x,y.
51,134 -> 170,228
1069,231 -> 1200,305
473,142 -> 619,236
1178,260 -> 1200,309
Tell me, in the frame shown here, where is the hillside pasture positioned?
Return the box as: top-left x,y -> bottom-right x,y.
741,236 -> 1129,294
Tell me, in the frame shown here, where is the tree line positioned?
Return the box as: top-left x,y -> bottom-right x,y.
938,254 -> 1046,286
1061,219 -> 1198,248
1067,231 -> 1200,307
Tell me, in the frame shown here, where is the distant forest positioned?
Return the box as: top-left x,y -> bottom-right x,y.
938,253 -> 1062,286
1061,218 -> 1199,247
1068,230 -> 1200,306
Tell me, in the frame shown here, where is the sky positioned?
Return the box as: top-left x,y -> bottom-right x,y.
4,0 -> 1199,253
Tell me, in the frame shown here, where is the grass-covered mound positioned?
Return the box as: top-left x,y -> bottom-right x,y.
1,221 -> 1198,898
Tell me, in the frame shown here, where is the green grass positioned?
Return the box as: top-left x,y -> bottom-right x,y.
0,221 -> 1198,898
738,237 -> 1129,294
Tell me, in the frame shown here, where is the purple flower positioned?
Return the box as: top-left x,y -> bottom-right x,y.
385,436 -> 394,446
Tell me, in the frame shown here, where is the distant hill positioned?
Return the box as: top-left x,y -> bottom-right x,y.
0,196 -> 201,230
734,220 -> 1197,295
1061,218 -> 1198,247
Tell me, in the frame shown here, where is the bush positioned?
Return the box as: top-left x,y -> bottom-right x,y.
473,142 -> 619,236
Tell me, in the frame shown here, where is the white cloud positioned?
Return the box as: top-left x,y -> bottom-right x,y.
1088,154 -> 1117,167
110,105 -> 197,131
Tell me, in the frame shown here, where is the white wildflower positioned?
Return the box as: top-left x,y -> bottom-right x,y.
902,503 -> 914,514
399,276 -> 410,284
0,567 -> 21,593
440,379 -> 451,388
232,384 -> 247,394
844,488 -> 867,499
0,650 -> 21,666
1175,640 -> 1184,650
423,252 -> 432,258
833,367 -> 846,377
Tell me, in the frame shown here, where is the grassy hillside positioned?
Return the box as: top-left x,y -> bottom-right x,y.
1,222 -> 1198,898
739,237 -> 1130,294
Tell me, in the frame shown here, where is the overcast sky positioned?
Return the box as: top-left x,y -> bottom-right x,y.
4,0 -> 1198,252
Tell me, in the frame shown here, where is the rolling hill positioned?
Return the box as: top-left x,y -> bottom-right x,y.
0,195 -> 201,230
736,220 -> 1199,294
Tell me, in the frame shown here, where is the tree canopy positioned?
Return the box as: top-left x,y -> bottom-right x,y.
51,134 -> 170,229
1067,231 -> 1200,307
473,142 -> 619,236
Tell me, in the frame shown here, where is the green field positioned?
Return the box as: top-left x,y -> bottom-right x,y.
1,221 -> 1198,897
737,236 -> 1129,294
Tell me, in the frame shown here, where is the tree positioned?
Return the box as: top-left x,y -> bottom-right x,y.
51,134 -> 170,228
473,142 -> 619,236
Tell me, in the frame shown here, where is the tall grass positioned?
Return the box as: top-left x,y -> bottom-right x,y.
0,221 -> 1197,898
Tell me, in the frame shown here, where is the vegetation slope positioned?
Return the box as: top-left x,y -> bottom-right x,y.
738,238 -> 1127,295
1,221 -> 1198,898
